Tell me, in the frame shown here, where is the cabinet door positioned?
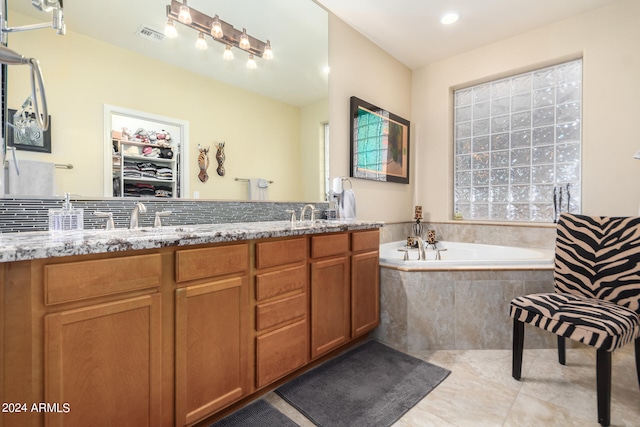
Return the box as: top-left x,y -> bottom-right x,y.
310,256 -> 350,358
351,251 -> 380,337
175,276 -> 249,427
44,294 -> 162,427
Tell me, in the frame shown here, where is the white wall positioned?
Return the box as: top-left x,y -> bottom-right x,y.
412,0 -> 640,221
328,15 -> 413,222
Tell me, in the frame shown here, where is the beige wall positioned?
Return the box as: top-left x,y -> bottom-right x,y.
413,0 -> 640,221
7,11 -> 326,202
328,15 -> 413,222
300,98 -> 329,201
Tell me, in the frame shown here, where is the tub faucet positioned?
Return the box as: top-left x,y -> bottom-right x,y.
129,202 -> 146,229
300,204 -> 316,222
414,236 -> 427,260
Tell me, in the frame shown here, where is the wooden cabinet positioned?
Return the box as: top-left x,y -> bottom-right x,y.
351,230 -> 380,338
174,244 -> 250,427
1,228 -> 380,427
310,234 -> 351,359
19,253 -> 164,427
44,294 -> 162,427
254,238 -> 308,388
310,230 -> 380,358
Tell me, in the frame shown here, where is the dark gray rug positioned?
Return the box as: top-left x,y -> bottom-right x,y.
276,340 -> 450,427
210,399 -> 299,427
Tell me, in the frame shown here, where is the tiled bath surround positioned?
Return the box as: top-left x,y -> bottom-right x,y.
0,197 -> 329,233
373,267 -> 556,351
376,221 -> 558,351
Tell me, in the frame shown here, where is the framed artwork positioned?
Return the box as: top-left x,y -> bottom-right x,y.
350,96 -> 410,184
7,108 -> 52,153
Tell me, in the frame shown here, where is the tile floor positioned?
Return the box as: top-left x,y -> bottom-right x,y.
264,343 -> 640,427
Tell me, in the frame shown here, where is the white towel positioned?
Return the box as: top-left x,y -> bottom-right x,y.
7,159 -> 56,196
248,178 -> 269,200
339,189 -> 356,220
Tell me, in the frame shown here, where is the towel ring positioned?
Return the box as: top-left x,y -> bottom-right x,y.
342,177 -> 352,189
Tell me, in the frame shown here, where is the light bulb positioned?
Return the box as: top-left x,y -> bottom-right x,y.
211,15 -> 223,39
195,33 -> 207,50
164,20 -> 178,38
440,12 -> 460,25
263,40 -> 273,60
178,2 -> 192,25
223,45 -> 234,60
239,28 -> 250,50
247,54 -> 257,69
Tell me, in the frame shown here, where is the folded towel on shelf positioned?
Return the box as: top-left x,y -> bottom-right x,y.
339,189 -> 356,220
248,178 -> 269,200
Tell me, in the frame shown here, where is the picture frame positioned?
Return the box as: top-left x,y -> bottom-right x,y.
350,96 -> 410,184
7,108 -> 52,153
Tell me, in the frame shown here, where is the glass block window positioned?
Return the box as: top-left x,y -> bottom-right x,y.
453,59 -> 582,222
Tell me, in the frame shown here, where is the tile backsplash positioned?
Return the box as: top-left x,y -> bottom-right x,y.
0,197 -> 329,234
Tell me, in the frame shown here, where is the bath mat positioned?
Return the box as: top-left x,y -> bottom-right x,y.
275,340 -> 450,427
209,399 -> 299,427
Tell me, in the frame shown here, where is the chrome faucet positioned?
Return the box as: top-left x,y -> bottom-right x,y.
414,236 -> 427,260
300,204 -> 316,222
94,211 -> 115,230
285,209 -> 297,228
129,202 -> 146,229
154,211 -> 171,228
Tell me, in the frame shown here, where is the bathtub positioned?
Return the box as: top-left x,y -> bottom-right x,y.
379,240 -> 554,270
374,240 -> 556,351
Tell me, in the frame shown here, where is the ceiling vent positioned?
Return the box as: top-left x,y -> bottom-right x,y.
137,26 -> 164,42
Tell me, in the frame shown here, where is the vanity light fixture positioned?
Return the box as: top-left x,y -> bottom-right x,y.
195,32 -> 207,50
263,40 -> 273,60
210,15 -> 223,39
164,20 -> 178,38
239,29 -> 251,50
223,45 -> 234,60
165,0 -> 272,66
178,1 -> 192,25
247,54 -> 257,69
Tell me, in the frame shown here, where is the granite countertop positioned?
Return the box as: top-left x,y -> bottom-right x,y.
0,220 -> 384,263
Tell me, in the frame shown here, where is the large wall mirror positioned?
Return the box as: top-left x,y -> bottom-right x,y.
3,0 -> 328,202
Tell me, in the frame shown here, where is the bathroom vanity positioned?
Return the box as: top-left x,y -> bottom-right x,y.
0,221 -> 381,427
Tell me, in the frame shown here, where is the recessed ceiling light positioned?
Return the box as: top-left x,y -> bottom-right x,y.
440,12 -> 460,25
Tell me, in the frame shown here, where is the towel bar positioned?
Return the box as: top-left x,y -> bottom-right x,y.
235,177 -> 274,184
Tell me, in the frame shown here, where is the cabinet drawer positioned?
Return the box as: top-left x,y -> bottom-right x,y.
256,238 -> 307,269
351,230 -> 380,252
176,244 -> 248,283
256,293 -> 306,332
256,319 -> 308,388
256,265 -> 306,301
44,254 -> 162,305
311,233 -> 349,258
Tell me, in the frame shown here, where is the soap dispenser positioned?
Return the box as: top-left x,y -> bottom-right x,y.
48,193 -> 84,232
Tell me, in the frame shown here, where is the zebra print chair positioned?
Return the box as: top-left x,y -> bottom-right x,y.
510,213 -> 640,427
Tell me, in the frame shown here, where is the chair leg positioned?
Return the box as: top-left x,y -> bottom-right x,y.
512,319 -> 524,380
635,337 -> 640,391
558,336 -> 566,365
596,349 -> 611,427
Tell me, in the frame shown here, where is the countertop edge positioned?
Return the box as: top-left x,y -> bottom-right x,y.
0,220 -> 384,263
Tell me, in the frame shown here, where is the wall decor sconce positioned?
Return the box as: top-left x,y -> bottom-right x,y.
197,144 -> 210,183
165,0 -> 273,69
215,142 -> 226,177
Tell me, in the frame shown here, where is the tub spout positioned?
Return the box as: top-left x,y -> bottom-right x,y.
414,236 -> 427,260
